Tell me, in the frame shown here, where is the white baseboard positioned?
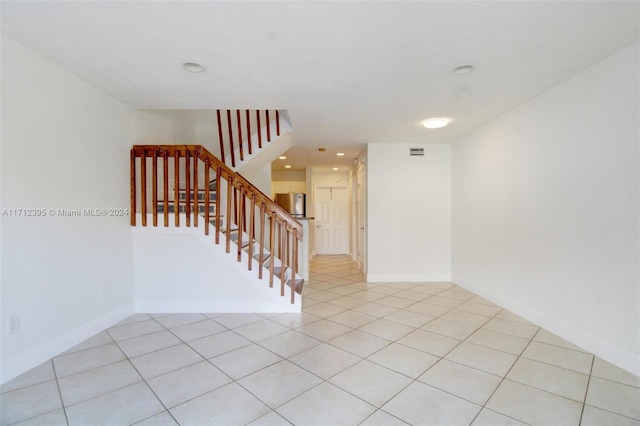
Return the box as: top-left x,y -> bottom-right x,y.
366,273 -> 452,283
0,303 -> 135,385
136,300 -> 301,314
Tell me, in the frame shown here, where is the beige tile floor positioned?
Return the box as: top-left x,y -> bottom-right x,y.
2,255 -> 639,425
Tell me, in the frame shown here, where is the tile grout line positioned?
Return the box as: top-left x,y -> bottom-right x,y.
49,359 -> 71,426
578,354 -> 596,425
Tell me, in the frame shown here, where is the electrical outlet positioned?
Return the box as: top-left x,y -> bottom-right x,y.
8,315 -> 19,334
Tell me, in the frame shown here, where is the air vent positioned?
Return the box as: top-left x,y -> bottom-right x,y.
410,147 -> 425,156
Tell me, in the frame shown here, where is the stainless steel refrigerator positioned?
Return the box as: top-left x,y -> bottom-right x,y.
274,193 -> 306,218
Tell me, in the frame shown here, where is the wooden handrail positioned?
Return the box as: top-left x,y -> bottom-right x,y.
130,144 -> 303,303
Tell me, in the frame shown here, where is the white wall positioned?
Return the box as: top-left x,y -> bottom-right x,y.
272,170 -> 306,182
243,163 -> 272,197
1,36 -> 136,383
133,110 -> 197,145
452,43 -> 639,375
133,219 -> 300,313
367,143 -> 452,282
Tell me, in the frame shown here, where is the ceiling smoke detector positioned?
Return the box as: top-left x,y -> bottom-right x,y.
453,64 -> 475,75
182,62 -> 205,73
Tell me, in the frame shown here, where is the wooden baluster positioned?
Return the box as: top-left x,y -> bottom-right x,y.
286,226 -> 290,266
174,150 -> 180,227
185,150 -> 191,227
291,229 -> 298,304
215,167 -> 221,244
216,109 -> 225,164
232,186 -> 238,228
204,158 -> 210,236
248,194 -> 256,270
266,110 -> 271,142
130,149 -> 136,226
258,203 -> 266,279
152,149 -> 158,227
269,212 -> 275,287
237,186 -> 244,262
163,150 -> 169,227
225,177 -> 232,254
193,150 -> 199,228
227,110 -> 235,168
141,150 -> 147,227
276,110 -> 280,136
243,191 -> 248,233
280,221 -> 286,296
237,110 -> 244,162
256,110 -> 262,149
246,110 -> 252,155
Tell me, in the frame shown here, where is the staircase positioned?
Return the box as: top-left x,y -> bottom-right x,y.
215,109 -> 293,175
130,144 -> 304,306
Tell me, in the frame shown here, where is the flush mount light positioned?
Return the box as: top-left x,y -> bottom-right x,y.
336,152 -> 345,156
423,118 -> 449,129
332,167 -> 339,171
278,156 -> 287,160
182,62 -> 205,73
318,148 -> 326,152
453,64 -> 475,75
284,165 -> 292,169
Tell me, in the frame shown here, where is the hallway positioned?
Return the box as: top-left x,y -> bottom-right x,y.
1,256 -> 639,425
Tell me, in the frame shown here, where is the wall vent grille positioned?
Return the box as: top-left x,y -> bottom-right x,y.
410,147 -> 425,156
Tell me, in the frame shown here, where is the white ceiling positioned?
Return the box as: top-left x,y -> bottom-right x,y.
2,1 -> 638,172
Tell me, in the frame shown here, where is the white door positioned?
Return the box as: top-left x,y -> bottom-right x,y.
314,187 -> 349,255
356,163 -> 366,272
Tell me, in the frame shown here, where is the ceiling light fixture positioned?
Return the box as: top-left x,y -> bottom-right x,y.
332,167 -> 339,171
182,62 -> 205,73
278,156 -> 287,160
284,165 -> 292,169
423,118 -> 450,129
336,152 -> 345,156
453,64 -> 475,75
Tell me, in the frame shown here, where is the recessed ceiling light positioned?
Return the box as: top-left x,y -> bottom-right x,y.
284,165 -> 292,169
336,153 -> 345,156
182,62 -> 205,73
278,156 -> 287,160
453,64 -> 474,75
318,148 -> 326,152
332,167 -> 339,171
423,118 -> 449,129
